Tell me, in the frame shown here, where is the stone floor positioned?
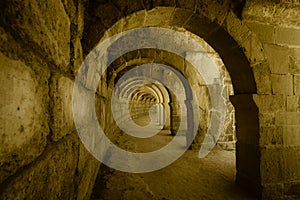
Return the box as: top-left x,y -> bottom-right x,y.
91,116 -> 257,200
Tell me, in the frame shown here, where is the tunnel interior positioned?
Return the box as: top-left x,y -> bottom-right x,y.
1,1 -> 300,200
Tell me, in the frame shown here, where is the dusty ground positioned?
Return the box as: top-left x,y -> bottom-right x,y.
91,117 -> 257,200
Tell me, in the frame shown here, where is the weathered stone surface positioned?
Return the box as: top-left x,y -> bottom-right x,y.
294,75 -> 300,94
2,0 -> 71,70
264,44 -> 291,74
275,27 -> 300,47
271,74 -> 293,95
240,34 -> 265,64
282,125 -> 300,145
177,0 -> 195,10
287,95 -> 300,112
76,143 -> 100,200
243,1 -> 300,27
252,63 -> 272,94
0,53 -> 49,183
246,21 -> 275,43
73,37 -> 84,75
289,48 -> 300,74
50,75 -> 75,141
193,0 -> 229,24
144,7 -> 173,27
275,112 -> 300,125
253,94 -> 286,112
260,126 -> 283,146
91,2 -> 122,28
61,0 -> 76,24
225,12 -> 252,45
282,146 -> 300,182
122,10 -> 146,32
262,183 -> 284,200
290,56 -> 300,75
284,181 -> 300,197
259,112 -> 275,127
82,18 -> 106,55
261,146 -> 283,184
0,134 -> 79,200
61,0 -> 85,38
169,8 -> 194,28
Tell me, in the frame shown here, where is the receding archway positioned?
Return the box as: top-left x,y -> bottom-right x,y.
84,5 -> 261,198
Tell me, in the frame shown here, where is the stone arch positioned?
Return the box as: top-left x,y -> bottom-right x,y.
83,4 -> 268,197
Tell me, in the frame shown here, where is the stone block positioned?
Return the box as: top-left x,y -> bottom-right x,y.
230,95 -> 259,145
81,18 -> 106,55
259,126 -> 283,146
282,147 -> 300,182
169,8 -> 194,28
76,143 -> 100,200
177,0 -> 195,10
264,44 -> 291,74
276,112 -> 300,125
284,181 -> 300,197
240,34 -> 265,64
246,21 -> 275,43
96,96 -> 107,130
289,56 -> 300,75
144,7 -> 173,27
283,125 -> 300,146
261,183 -> 284,200
61,0 -> 85,37
77,0 -> 85,38
0,53 -> 49,183
50,75 -> 75,142
2,0 -> 71,69
271,74 -> 293,95
253,94 -> 286,112
194,0 -> 228,24
123,10 -> 146,31
73,37 -> 84,75
61,0 -> 76,24
295,75 -> 300,95
259,112 -> 275,127
287,95 -> 300,112
225,12 -> 252,45
260,146 -> 283,184
0,135 -> 79,199
91,2 -> 121,28
275,27 -> 300,47
252,63 -> 272,94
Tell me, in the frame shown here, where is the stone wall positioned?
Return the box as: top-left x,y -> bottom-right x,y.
242,1 -> 300,199
1,0 -> 299,199
0,0 -> 100,199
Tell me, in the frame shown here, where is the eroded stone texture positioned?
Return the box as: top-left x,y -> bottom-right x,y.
0,134 -> 79,200
50,74 -> 75,141
0,0 -> 100,198
76,143 -> 101,200
0,53 -> 49,183
1,0 -> 71,70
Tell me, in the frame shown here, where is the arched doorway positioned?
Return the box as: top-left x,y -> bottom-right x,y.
82,4 -> 264,198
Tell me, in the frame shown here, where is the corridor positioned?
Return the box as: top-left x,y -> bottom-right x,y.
91,116 -> 255,200
1,0 -> 300,199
